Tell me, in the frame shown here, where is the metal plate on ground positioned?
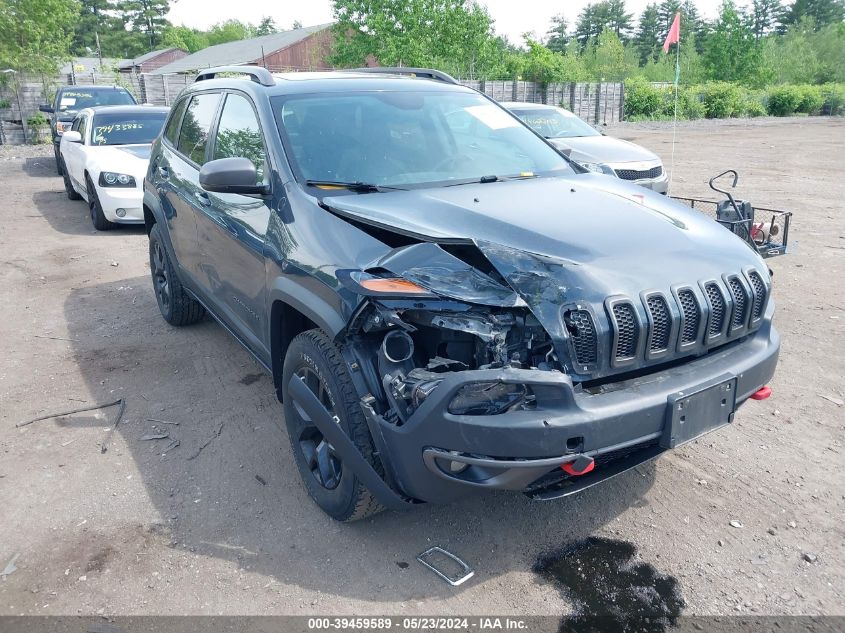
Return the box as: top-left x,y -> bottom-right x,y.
662,375 -> 737,449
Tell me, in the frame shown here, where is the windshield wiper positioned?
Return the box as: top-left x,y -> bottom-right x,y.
305,180 -> 402,193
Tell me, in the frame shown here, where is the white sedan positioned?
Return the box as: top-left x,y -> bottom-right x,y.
59,105 -> 169,230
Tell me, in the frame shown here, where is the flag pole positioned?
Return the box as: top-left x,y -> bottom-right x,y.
669,35 -> 680,189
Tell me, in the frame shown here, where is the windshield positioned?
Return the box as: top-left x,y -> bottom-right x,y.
91,112 -> 167,145
510,107 -> 600,139
58,89 -> 135,112
272,91 -> 572,188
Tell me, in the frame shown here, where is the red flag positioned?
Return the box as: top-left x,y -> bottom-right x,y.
663,12 -> 681,53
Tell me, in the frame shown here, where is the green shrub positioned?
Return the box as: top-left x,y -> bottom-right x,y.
0,98 -> 10,109
767,85 -> 803,116
794,84 -> 825,114
740,89 -> 767,117
679,88 -> 705,119
699,82 -> 743,118
26,112 -> 48,127
821,83 -> 845,115
624,78 -> 667,119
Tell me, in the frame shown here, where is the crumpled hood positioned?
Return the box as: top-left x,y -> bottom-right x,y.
325,175 -> 762,278
327,175 -> 768,378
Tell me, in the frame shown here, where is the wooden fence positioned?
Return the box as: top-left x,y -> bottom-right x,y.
1,72 -> 625,145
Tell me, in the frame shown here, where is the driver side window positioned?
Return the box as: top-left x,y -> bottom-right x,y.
77,115 -> 88,143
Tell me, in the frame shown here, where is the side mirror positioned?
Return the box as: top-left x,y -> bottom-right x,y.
39,104 -> 54,113
62,131 -> 82,144
199,157 -> 270,196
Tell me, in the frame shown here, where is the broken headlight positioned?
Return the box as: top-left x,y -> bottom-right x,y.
448,382 -> 529,416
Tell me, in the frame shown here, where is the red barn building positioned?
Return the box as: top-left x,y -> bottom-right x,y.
151,24 -> 334,75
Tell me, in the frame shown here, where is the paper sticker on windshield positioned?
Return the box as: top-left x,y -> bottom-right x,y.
60,97 -> 77,108
464,105 -> 519,130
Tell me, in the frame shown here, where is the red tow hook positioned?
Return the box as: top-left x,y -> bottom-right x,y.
562,456 -> 595,476
751,386 -> 772,400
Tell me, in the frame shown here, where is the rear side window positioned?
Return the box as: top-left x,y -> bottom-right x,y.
177,93 -> 220,165
212,93 -> 267,182
164,98 -> 188,146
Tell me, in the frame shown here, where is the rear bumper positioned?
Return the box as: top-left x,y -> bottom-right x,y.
368,319 -> 778,504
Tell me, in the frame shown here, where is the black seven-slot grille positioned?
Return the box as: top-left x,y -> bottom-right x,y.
612,302 -> 639,361
565,309 -> 598,366
677,289 -> 700,345
564,271 -> 768,375
646,295 -> 671,353
614,165 -> 663,181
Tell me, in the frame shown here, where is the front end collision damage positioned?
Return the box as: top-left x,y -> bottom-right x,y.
284,228 -> 779,508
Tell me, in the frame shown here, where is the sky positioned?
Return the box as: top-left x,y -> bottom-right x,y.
167,0 -> 729,45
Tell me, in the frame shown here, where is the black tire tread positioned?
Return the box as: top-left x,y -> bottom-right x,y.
287,329 -> 384,522
87,175 -> 114,231
61,158 -> 82,200
149,223 -> 206,326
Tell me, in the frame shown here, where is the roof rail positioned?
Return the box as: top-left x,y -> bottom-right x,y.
345,67 -> 459,85
195,66 -> 275,87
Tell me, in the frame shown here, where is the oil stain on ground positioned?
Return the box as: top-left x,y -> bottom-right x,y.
533,537 -> 685,633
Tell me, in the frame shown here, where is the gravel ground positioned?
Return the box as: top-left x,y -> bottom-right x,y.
0,117 -> 843,620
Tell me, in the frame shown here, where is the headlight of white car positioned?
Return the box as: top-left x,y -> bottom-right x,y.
99,172 -> 136,188
576,161 -> 616,176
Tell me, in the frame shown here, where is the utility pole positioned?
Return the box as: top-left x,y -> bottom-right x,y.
95,32 -> 104,72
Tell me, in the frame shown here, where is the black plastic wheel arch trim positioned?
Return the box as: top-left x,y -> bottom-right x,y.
287,374 -> 414,511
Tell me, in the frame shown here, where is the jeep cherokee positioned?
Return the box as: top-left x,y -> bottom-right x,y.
143,66 -> 779,522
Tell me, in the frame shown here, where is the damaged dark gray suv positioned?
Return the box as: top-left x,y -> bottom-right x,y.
143,66 -> 779,521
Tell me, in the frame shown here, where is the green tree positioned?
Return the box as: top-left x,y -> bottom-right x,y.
784,0 -> 845,30
71,0 -> 129,57
330,0 -> 501,79
750,0 -> 785,39
574,0 -> 634,48
255,16 -> 278,36
519,38 -> 588,83
206,19 -> 255,46
162,25 -> 208,53
545,14 -> 569,53
703,0 -> 764,84
116,0 -> 171,50
634,3 -> 662,64
0,0 -> 80,73
584,28 -> 629,79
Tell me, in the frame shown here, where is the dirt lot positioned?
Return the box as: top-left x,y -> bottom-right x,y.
0,117 -> 843,620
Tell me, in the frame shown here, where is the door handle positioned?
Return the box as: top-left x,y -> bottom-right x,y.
158,166 -> 170,179
194,191 -> 211,207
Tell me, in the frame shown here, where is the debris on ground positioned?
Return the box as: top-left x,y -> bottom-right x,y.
99,399 -> 127,454
1,554 -> 20,578
140,433 -> 169,441
417,546 -> 474,586
729,520 -> 744,528
187,422 -> 224,460
768,527 -> 778,536
16,398 -> 123,428
803,552 -> 818,564
819,394 -> 844,406
255,475 -> 267,486
146,417 -> 179,425
162,439 -> 180,453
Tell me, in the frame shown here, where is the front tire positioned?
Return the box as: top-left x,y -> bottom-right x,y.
54,145 -> 62,175
283,330 -> 384,522
87,175 -> 115,231
148,223 -> 205,326
61,158 -> 82,200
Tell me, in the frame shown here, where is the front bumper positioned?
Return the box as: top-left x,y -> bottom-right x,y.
95,184 -> 144,223
365,319 -> 778,504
